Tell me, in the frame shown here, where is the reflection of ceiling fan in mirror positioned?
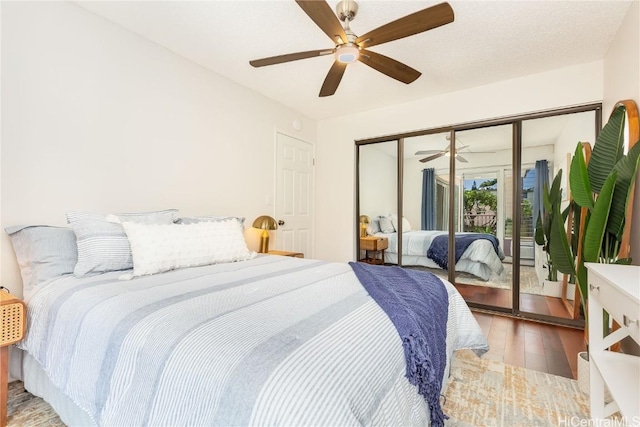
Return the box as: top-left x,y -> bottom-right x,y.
416,136 -> 496,163
249,0 -> 455,97
416,147 -> 469,163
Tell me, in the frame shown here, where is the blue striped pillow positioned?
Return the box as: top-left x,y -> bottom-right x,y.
67,209 -> 178,276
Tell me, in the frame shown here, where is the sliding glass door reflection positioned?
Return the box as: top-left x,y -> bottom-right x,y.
452,125 -> 512,310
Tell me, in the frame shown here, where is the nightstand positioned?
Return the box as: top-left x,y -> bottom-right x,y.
268,250 -> 304,258
0,291 -> 26,426
360,236 -> 388,265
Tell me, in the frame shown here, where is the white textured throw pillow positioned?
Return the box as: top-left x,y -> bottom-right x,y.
121,219 -> 256,278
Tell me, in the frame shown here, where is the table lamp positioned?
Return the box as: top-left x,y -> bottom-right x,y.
253,215 -> 278,253
359,215 -> 370,238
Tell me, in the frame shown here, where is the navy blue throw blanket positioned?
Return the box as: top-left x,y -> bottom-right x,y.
427,233 -> 500,270
348,262 -> 449,427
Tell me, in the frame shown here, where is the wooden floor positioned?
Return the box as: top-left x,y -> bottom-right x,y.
455,282 -> 577,319
471,311 -> 586,379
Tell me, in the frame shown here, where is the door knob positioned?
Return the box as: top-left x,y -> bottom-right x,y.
278,220 -> 285,226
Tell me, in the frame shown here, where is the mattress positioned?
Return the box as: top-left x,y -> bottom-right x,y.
379,230 -> 505,280
14,255 -> 488,426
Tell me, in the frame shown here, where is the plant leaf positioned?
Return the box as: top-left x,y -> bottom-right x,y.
548,201 -> 575,275
569,142 -> 594,209
549,169 -> 562,207
583,171 -> 617,262
542,181 -> 551,212
615,258 -> 632,265
607,140 -> 640,239
588,106 -> 626,193
534,214 -> 545,246
576,262 -> 588,323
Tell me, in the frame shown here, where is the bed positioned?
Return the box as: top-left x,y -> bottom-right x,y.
7,214 -> 488,426
377,230 -> 505,281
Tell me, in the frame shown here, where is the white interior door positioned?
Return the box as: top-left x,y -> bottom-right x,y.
275,132 -> 314,257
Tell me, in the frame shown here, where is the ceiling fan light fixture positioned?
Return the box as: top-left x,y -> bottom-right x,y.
335,44 -> 359,63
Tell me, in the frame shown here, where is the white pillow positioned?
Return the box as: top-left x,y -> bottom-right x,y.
389,214 -> 412,232
378,216 -> 395,234
121,218 -> 256,278
366,218 -> 381,235
401,217 -> 412,232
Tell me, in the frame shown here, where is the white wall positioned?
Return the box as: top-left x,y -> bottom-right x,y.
553,112 -> 597,173
0,1 -> 317,296
358,145 -> 396,220
316,61 -> 604,262
603,0 -> 640,265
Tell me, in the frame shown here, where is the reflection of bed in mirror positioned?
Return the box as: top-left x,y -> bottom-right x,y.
375,229 -> 505,281
367,215 -> 505,281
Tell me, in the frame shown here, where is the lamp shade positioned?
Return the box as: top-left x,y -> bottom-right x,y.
359,215 -> 370,225
252,215 -> 278,231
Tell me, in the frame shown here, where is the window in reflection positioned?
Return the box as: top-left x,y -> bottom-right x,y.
451,125 -> 512,309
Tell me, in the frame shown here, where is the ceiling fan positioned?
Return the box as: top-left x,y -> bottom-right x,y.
416,136 -> 496,163
249,0 -> 455,97
416,147 -> 470,163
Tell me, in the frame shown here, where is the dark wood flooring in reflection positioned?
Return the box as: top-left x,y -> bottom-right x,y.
471,311 -> 586,379
454,282 -> 575,319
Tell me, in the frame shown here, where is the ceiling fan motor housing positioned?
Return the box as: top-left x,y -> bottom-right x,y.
336,0 -> 358,22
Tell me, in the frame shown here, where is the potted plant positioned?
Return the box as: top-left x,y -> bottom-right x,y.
534,173 -> 564,288
548,102 -> 640,394
549,104 -> 640,318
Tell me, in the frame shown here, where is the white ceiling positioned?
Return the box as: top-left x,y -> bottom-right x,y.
75,0 -> 632,120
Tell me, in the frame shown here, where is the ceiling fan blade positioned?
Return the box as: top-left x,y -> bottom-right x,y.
319,61 -> 347,97
356,2 -> 454,48
250,49 -> 335,67
419,152 -> 445,163
358,50 -> 421,84
456,155 -> 468,163
415,150 -> 444,155
296,0 -> 348,44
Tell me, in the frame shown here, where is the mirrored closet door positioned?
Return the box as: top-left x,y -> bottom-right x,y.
356,103 -> 601,327
452,124 -> 513,312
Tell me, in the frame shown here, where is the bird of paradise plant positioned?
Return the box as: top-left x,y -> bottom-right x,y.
548,102 -> 640,323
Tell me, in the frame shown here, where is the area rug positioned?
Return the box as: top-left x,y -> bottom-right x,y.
443,349 -> 590,427
7,351 -> 590,427
7,381 -> 62,426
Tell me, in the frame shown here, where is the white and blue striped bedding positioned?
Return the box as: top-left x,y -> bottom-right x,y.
379,230 -> 505,280
19,255 -> 487,426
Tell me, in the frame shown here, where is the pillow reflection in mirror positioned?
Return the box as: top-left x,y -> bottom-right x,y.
378,216 -> 395,234
389,214 -> 412,232
366,218 -> 381,235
